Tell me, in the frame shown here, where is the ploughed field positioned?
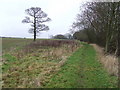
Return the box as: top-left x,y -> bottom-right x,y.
1,38 -> 117,88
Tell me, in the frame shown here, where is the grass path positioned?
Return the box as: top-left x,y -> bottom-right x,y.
44,43 -> 117,88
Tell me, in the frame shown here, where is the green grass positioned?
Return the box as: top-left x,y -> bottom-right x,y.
44,43 -> 117,88
2,54 -> 17,72
1,38 -> 117,88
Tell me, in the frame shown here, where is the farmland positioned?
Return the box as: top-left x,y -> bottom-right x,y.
2,38 -> 32,52
1,38 -> 118,88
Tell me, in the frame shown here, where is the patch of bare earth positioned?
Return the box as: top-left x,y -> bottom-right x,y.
91,44 -> 118,77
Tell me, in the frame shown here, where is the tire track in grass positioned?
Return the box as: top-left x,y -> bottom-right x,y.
78,44 -> 117,88
44,43 -> 117,88
44,45 -> 84,88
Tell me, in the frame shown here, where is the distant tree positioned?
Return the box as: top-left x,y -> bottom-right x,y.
53,34 -> 67,39
64,33 -> 73,39
73,30 -> 89,42
22,7 -> 51,41
49,35 -> 54,39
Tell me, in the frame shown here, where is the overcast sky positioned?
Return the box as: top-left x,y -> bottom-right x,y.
0,0 -> 90,38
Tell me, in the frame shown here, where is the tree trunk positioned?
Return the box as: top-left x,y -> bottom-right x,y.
33,14 -> 36,41
34,30 -> 36,41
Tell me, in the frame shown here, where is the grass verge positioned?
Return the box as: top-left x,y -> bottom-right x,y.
44,43 -> 117,88
91,44 -> 118,76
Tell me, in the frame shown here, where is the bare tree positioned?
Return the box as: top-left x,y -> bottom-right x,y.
22,7 -> 51,41
72,2 -> 120,56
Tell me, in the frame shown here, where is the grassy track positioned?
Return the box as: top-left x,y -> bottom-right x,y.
2,38 -> 117,88
44,43 -> 117,88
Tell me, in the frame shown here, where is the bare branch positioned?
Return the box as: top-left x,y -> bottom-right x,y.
36,24 -> 49,31
36,18 -> 51,23
22,16 -> 33,23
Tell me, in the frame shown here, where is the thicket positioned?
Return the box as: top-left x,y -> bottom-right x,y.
72,2 -> 120,56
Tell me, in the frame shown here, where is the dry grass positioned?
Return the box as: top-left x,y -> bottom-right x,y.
91,44 -> 118,77
2,40 -> 80,88
10,40 -> 79,59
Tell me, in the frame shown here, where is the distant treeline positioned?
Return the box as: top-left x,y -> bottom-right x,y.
50,34 -> 73,40
1,37 -> 26,39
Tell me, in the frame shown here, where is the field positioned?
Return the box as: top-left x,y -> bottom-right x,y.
2,38 -> 32,52
1,38 -> 118,88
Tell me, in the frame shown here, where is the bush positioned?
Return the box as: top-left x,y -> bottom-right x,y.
53,34 -> 67,39
73,30 -> 89,42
